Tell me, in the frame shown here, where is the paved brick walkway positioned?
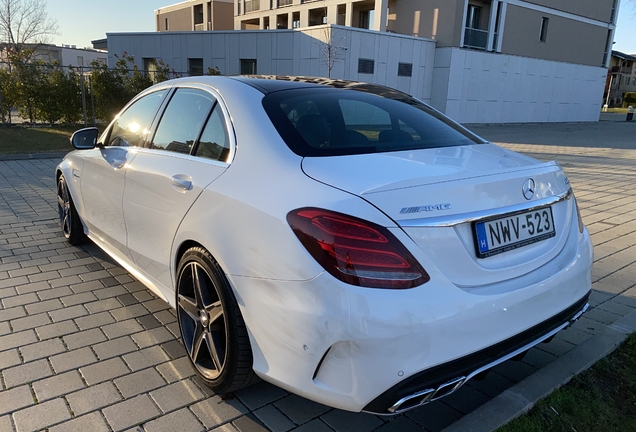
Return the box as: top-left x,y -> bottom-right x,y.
1,121 -> 635,432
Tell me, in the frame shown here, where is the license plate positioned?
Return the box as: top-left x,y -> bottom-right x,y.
474,206 -> 556,258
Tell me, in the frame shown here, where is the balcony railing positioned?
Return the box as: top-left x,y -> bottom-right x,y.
278,0 -> 292,7
463,28 -> 488,50
194,23 -> 209,31
245,0 -> 260,12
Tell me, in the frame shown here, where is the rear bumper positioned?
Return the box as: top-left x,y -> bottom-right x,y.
363,292 -> 589,414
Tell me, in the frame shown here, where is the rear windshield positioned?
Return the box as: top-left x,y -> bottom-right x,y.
262,87 -> 483,157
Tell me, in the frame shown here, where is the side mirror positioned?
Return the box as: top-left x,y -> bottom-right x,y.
70,127 -> 99,150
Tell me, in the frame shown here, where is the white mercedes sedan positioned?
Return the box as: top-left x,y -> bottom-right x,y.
56,76 -> 592,414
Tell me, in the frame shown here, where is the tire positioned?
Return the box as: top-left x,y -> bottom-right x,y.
57,175 -> 84,246
176,247 -> 256,393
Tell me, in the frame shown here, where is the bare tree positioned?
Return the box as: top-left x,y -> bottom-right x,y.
0,0 -> 59,59
319,25 -> 346,78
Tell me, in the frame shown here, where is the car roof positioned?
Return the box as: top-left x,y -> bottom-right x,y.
230,75 -> 417,101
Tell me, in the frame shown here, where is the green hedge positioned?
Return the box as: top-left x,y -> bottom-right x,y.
623,92 -> 636,108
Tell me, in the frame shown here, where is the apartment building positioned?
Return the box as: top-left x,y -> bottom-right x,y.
605,50 -> 636,107
156,0 -> 234,32
236,0 -> 617,67
0,44 -> 107,69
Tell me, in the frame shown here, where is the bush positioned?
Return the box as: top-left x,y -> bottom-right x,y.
623,92 -> 636,108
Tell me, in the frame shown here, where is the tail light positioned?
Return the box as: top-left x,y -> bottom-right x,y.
287,208 -> 430,289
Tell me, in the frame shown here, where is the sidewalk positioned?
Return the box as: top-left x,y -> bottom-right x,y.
1,121 -> 635,432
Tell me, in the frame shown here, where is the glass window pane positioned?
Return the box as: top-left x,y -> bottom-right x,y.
108,90 -> 168,147
195,104 -> 231,162
152,89 -> 215,154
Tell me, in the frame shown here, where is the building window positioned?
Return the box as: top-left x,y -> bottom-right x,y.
278,0 -> 292,6
292,11 -> 300,28
358,58 -> 374,74
189,58 -> 204,76
77,56 -> 84,67
144,58 -> 158,82
466,4 -> 482,29
397,63 -> 412,77
240,59 -> 257,74
359,9 -> 374,29
540,17 -> 549,42
165,18 -> 169,31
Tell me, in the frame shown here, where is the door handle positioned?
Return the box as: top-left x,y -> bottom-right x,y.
170,175 -> 193,191
111,158 -> 126,169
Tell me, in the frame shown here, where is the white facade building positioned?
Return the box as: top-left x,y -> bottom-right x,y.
106,25 -> 606,123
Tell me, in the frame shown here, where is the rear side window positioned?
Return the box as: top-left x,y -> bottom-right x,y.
262,88 -> 482,157
151,88 -> 216,154
194,104 -> 231,162
107,90 -> 168,147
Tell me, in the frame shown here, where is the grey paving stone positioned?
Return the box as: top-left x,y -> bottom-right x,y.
94,285 -> 128,299
85,298 -> 122,313
466,372 -> 515,399
161,340 -> 186,359
101,319 -> 144,339
66,382 -> 122,416
406,401 -> 463,432
123,345 -> 171,371
143,408 -> 204,432
156,356 -> 196,383
32,370 -> 85,402
114,367 -> 167,398
375,417 -> 423,432
49,304 -> 89,322
234,381 -> 288,411
2,293 -> 38,309
290,419 -> 333,432
231,414 -> 269,432
274,395 -> 331,425
28,271 -> 62,283
131,327 -> 174,348
0,349 -> 21,370
137,314 -> 162,330
10,311 -> 52,332
521,347 -> 558,369
48,412 -> 110,432
0,386 -> 35,416
69,280 -> 105,294
0,275 -> 29,290
536,336 -> 577,357
143,299 -> 170,313
253,405 -> 295,432
0,287 -> 16,299
50,346 -> 98,373
133,291 -> 154,302
0,415 -> 13,432
60,292 -> 98,307
555,326 -> 594,346
63,327 -> 107,350
49,275 -> 83,288
75,311 -> 116,330
0,306 -> 26,322
15,281 -> 50,295
154,309 -> 177,325
93,336 -> 138,360
442,385 -> 491,415
12,398 -> 71,432
320,410 -> 384,432
19,338 -> 65,362
583,307 -> 622,325
37,286 -> 73,301
150,379 -> 205,413
190,395 -> 249,429
79,269 -> 112,282
491,359 -> 538,383
102,395 -> 161,432
24,298 -> 63,315
110,304 -> 151,321
0,321 -> 9,336
2,358 -> 53,388
80,357 -> 131,386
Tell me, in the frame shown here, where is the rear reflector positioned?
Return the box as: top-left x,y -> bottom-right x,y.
287,208 -> 429,289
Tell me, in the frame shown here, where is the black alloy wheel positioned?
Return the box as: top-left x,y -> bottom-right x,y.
176,247 -> 256,392
57,175 -> 84,245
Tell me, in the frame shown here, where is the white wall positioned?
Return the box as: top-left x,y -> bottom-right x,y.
106,25 -> 437,103
431,47 -> 607,123
60,48 -> 107,68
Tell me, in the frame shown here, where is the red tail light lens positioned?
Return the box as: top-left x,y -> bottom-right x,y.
287,208 -> 430,289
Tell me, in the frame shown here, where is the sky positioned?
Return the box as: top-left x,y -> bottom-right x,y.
47,0 -> 636,54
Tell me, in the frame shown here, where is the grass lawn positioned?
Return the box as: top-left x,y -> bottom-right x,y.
603,107 -> 631,114
498,332 -> 636,432
0,125 -> 92,155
